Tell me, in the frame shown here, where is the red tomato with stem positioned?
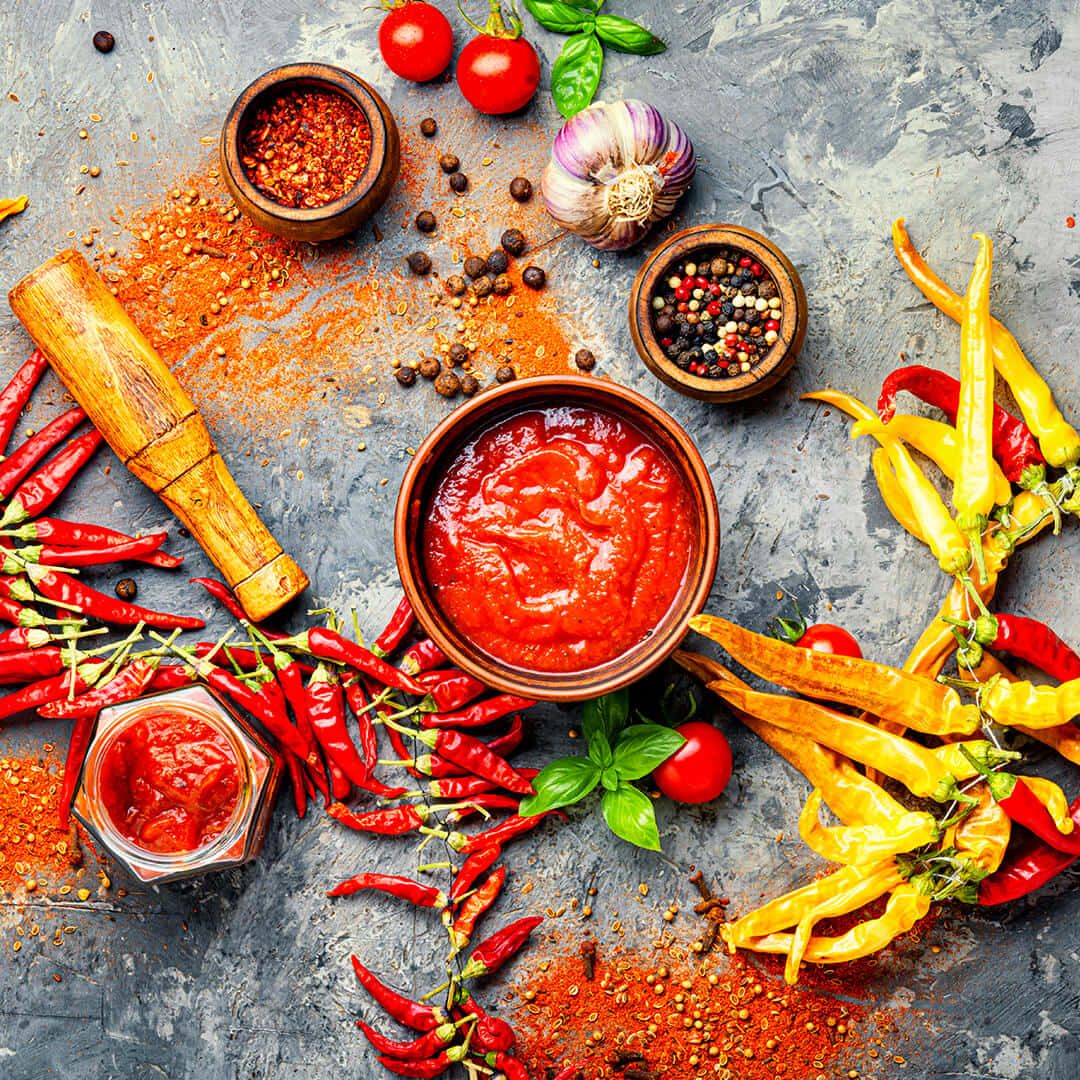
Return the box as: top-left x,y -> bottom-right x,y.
795,623 -> 863,659
456,2 -> 539,114
378,1 -> 454,83
653,721 -> 733,805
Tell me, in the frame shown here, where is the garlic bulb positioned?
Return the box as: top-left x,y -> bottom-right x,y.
541,100 -> 696,251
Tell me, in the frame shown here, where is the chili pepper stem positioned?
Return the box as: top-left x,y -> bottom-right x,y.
961,576 -> 993,619
417,862 -> 454,872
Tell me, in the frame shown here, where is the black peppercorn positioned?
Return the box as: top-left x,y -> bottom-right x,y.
419,117 -> 437,137
472,275 -> 493,299
395,366 -> 417,386
439,153 -> 460,174
522,265 -> 546,289
500,229 -> 525,256
495,364 -> 516,383
449,172 -> 469,193
445,275 -> 467,297
434,371 -> 460,398
574,348 -> 596,371
509,176 -> 533,202
463,256 -> 486,279
406,252 -> 432,275
419,356 -> 441,380
115,578 -> 137,600
93,30 -> 115,53
492,274 -> 513,296
485,250 -> 509,276
448,342 -> 469,366
460,374 -> 481,397
178,527 -> 190,538
415,211 -> 437,234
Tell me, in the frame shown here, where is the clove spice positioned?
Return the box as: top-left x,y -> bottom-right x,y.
580,936 -> 597,981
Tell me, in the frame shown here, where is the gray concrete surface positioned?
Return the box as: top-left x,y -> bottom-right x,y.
3,0 -> 1080,1076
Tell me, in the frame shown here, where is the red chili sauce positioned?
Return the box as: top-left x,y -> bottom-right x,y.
99,708 -> 242,854
423,406 -> 696,673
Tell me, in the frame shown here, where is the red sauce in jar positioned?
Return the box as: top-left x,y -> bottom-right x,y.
99,708 -> 242,854
423,406 -> 696,673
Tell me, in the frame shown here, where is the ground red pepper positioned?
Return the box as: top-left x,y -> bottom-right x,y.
240,87 -> 372,209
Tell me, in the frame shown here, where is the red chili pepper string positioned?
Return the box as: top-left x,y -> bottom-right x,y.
33,569 -> 205,629
401,638 -> 448,676
0,429 -> 105,528
327,873 -> 448,908
450,845 -> 502,904
447,915 -> 544,984
421,694 -> 536,730
0,407 -> 87,501
372,594 -> 414,658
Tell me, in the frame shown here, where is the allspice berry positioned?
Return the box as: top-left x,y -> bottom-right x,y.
493,274 -> 513,296
448,342 -> 469,366
509,176 -> 532,202
434,371 -> 461,398
473,275 -> 494,299
439,153 -> 460,174
395,366 -> 418,387
500,229 -> 526,256
464,256 -> 486,279
419,356 -> 441,380
460,374 -> 481,397
407,252 -> 432,275
522,265 -> 546,289
449,173 -> 469,193
485,250 -> 510,276
419,117 -> 437,137
574,348 -> 597,371
114,578 -> 137,600
446,275 -> 467,297
495,364 -> 517,384
415,211 -> 437,233
93,30 -> 115,53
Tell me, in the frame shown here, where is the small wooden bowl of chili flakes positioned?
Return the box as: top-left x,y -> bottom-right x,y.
220,63 -> 400,243
629,224 -> 807,403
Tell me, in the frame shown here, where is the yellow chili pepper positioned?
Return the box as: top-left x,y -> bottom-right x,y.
981,676 -> 1080,730
871,446 -> 926,543
674,650 -> 908,825
709,682 -> 1007,799
1021,776 -> 1074,835
735,883 -> 932,966
0,196 -> 28,226
950,784 -> 1011,875
689,615 -> 983,736
893,217 -> 1080,467
798,788 -> 938,865
850,420 -> 971,576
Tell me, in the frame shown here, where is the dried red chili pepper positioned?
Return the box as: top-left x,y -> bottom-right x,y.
0,350 -> 49,452
9,518 -> 182,568
327,802 -> 433,835
377,1051 -> 463,1078
449,865 -> 507,951
0,429 -> 105,528
415,670 -> 487,712
421,694 -> 535,730
470,1016 -> 517,1054
351,956 -> 449,1032
344,673 -> 378,776
457,915 -> 544,980
401,638 -> 447,675
966,613 -> 1080,682
148,663 -> 198,690
450,845 -> 502,904
306,662 -> 371,785
190,576 -> 247,622
373,594 -> 414,658
277,626 -> 428,697
327,873 -> 448,908
427,771 -> 538,801
478,1051 -> 530,1080
284,752 -> 306,817
33,569 -> 205,629
358,1019 -> 463,1061
878,364 -> 1045,485
39,656 -> 159,718
20,533 -> 167,567
0,407 -> 86,500
449,811 -> 562,854
443,793 -> 523,825
328,760 -> 351,801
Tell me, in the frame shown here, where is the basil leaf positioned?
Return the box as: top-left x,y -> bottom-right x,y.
589,730 -> 613,769
601,766 -> 619,792
520,756 -> 600,816
612,724 -> 686,780
523,0 -> 593,33
551,32 -> 604,118
594,14 -> 666,55
581,688 -> 629,745
601,782 -> 661,851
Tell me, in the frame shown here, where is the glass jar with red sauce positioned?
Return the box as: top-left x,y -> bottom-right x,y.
72,687 -> 282,884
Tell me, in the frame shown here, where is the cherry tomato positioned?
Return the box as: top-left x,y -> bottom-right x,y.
653,721 -> 732,805
795,624 -> 863,659
457,34 -> 539,115
378,2 -> 454,83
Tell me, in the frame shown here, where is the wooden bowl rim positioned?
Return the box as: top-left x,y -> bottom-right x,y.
394,375 -> 720,703
629,223 -> 808,404
220,62 -> 393,226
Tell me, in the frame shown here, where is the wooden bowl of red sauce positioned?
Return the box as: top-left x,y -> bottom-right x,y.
220,63 -> 400,243
396,376 -> 720,702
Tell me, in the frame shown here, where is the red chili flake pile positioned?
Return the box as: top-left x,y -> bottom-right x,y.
240,88 -> 372,209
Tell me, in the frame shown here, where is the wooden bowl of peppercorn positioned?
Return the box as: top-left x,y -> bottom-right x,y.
220,63 -> 400,243
629,224 -> 807,403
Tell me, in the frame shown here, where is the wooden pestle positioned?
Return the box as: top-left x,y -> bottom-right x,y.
8,249 -> 308,621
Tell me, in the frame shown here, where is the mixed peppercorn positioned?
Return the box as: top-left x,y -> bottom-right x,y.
649,248 -> 783,379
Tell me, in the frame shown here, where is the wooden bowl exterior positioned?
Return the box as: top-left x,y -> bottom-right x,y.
629,224 -> 807,403
395,376 -> 720,703
220,63 -> 400,243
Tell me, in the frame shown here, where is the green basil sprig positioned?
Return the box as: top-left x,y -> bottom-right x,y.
519,688 -> 685,851
522,0 -> 666,118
